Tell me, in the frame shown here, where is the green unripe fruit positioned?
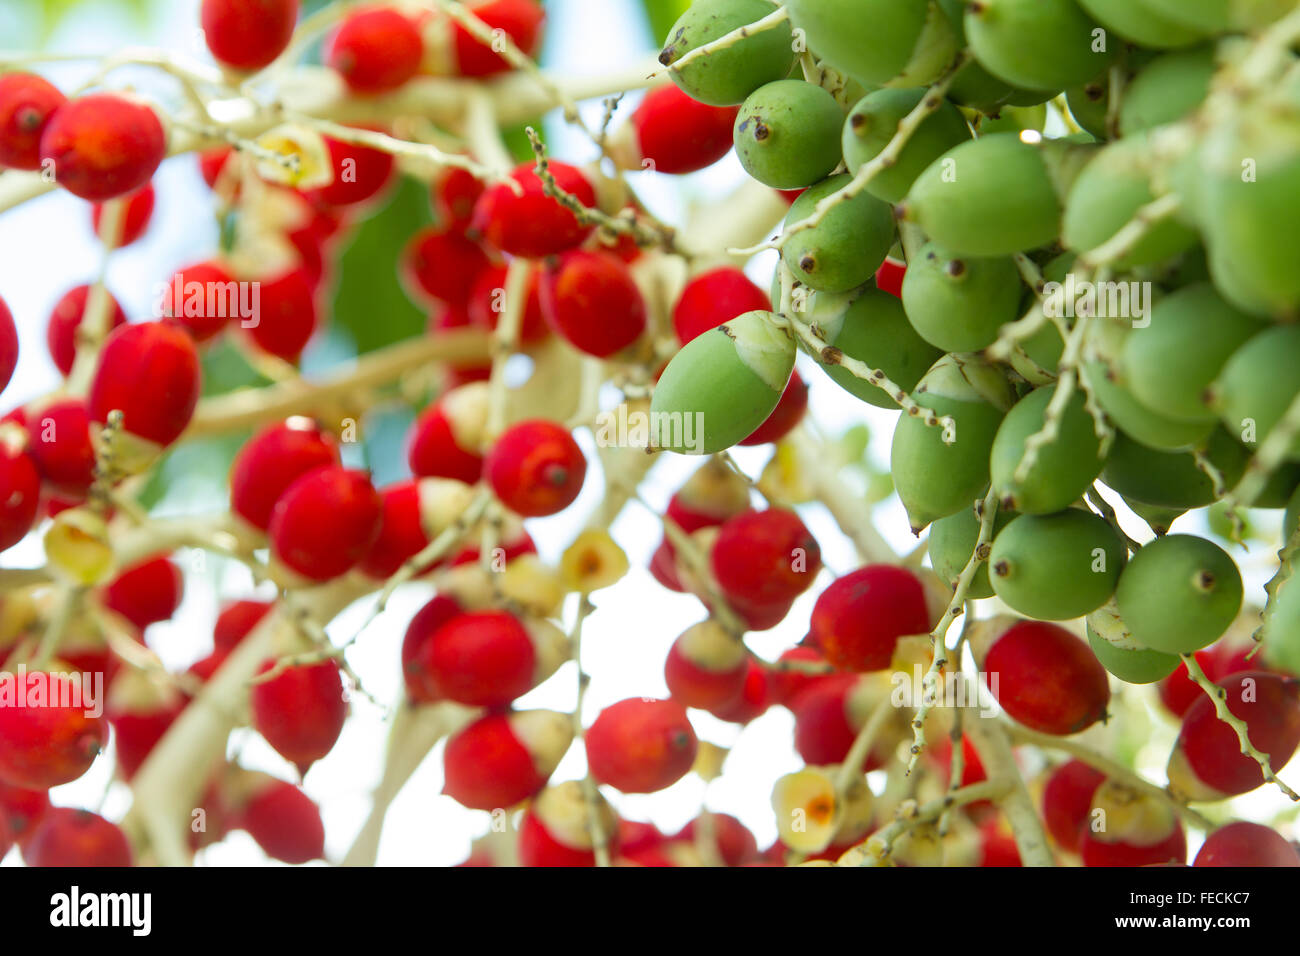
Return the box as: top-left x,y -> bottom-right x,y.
1140,0 -> 1293,32
1124,498 -> 1185,536
1063,135 -> 1199,267
842,88 -> 971,204
890,354 -> 1017,533
813,288 -> 945,410
977,103 -> 1047,136
1085,601 -> 1180,684
1115,533 -> 1243,654
782,174 -> 895,293
1101,428 -> 1247,510
1119,46 -> 1217,135
990,385 -> 1105,514
1263,566 -> 1300,676
786,0 -> 956,88
659,0 -> 799,107
1076,0 -> 1208,48
1064,81 -> 1108,140
927,501 -> 1016,599
901,242 -> 1022,352
1085,360 -> 1215,452
1210,325 -> 1300,460
965,0 -> 1117,93
1009,321 -> 1066,387
937,0 -> 1018,113
649,310 -> 795,455
1285,484 -> 1300,544
989,509 -> 1126,620
735,80 -> 845,189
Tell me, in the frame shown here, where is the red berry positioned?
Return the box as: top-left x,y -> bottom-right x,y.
517,781 -> 616,866
485,419 -> 587,517
0,448 -> 41,551
46,284 -> 128,376
451,0 -> 545,77
418,609 -> 564,707
202,0 -> 300,71
739,370 -> 808,445
101,554 -> 183,630
1040,758 -> 1106,854
977,818 -> 1022,867
809,564 -> 932,672
88,320 -> 201,451
214,599 -> 273,654
650,539 -> 685,592
0,295 -> 14,395
665,459 -> 752,536
239,776 -> 325,864
242,266 -> 317,361
1158,649 -> 1217,719
538,249 -> 647,357
431,166 -> 485,227
326,7 -> 423,94
268,466 -> 382,581
25,808 -> 132,867
0,72 -> 66,170
90,180 -> 154,248
230,418 -> 340,532
400,594 -> 462,704
197,145 -> 234,190
768,645 -> 832,709
711,508 -> 821,609
708,658 -> 771,724
672,266 -> 771,345
467,262 -> 549,343
875,257 -> 906,298
408,384 -> 487,484
0,780 -> 50,849
160,259 -> 240,343
250,658 -> 348,774
104,668 -> 185,779
586,697 -> 697,793
791,674 -> 889,769
0,669 -> 108,790
664,620 -> 749,711
39,93 -> 166,201
675,813 -> 759,866
1194,822 -> 1300,867
443,710 -> 571,810
25,398 -> 96,497
1080,780 -> 1186,867
310,132 -> 396,207
358,480 -> 432,579
470,161 -> 596,258
401,226 -> 492,307
625,84 -> 739,174
975,618 -> 1111,736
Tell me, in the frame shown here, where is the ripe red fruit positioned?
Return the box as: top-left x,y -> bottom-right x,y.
650,540 -> 685,592
0,669 -> 108,790
538,249 -> 647,357
518,782 -> 617,867
624,84 -> 739,174
0,72 -> 66,170
241,266 -> 317,361
676,813 -> 759,866
875,258 -> 906,298
105,669 -> 185,779
197,145 -> 234,191
443,710 -> 572,810
160,259 -> 239,343
711,508 -> 821,609
0,780 -> 50,849
401,226 -> 492,307
0,295 -> 14,395
311,132 -> 396,207
665,459 -> 752,539
100,554 -> 183,631
268,466 -> 382,581
809,564 -> 932,672
738,371 -> 808,446
1168,671 -> 1300,801
467,262 -> 549,343
326,7 -> 422,93
450,0 -> 545,76
0,448 -> 41,551
1158,639 -> 1258,719
229,418 -> 340,532
400,594 -> 462,703
25,808 -> 132,867
90,180 -> 154,248
88,320 -> 201,451
664,620 -> 749,710
485,419 -> 587,517
239,776 -> 325,864
417,609 -> 563,707
470,161 -> 596,258
40,93 -> 166,201
214,599 -> 273,654
408,384 -> 487,484
672,266 -> 771,345
768,645 -> 832,709
431,166 -> 485,226
250,658 -> 348,774
586,697 -> 697,793
201,0 -> 300,71
1040,759 -> 1106,854
976,618 -> 1111,736
708,657 -> 771,724
1080,781 -> 1186,867
358,480 -> 432,579
46,284 -> 128,376
25,398 -> 95,497
1194,822 -> 1300,867
791,674 -> 889,769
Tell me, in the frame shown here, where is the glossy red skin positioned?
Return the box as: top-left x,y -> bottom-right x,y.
407,401 -> 484,485
202,0 -> 300,71
1081,820 -> 1186,867
1159,641 -> 1261,719
451,526 -> 536,567
107,697 -> 184,780
724,594 -> 795,633
310,132 -> 396,207
539,249 -> 647,358
40,94 -> 165,201
618,819 -> 666,855
443,713 -> 545,810
451,0 -> 546,77
88,321 -> 201,447
485,420 -> 587,517
243,267 -> 317,361
46,284 -> 128,376
983,620 -> 1111,736
230,419 -> 339,531
25,808 -> 132,867
91,181 -> 154,247
240,779 -> 325,864
0,781 -> 50,849
25,398 -> 95,497
586,698 -> 697,793
0,72 -> 66,170
325,7 -> 423,94
809,564 -> 929,672
432,166 -> 485,226
649,539 -> 685,592
250,659 -> 347,772
632,84 -> 739,174
402,226 -> 492,307
768,645 -> 832,709
738,371 -> 808,446
791,674 -> 883,769
269,466 -> 382,580
0,295 -> 14,395
101,555 -> 183,630
978,820 -> 1023,867
1177,671 -> 1300,797
664,636 -> 748,711
197,145 -> 234,190
711,508 -> 821,609
676,813 -> 758,866
518,807 -> 597,867
672,267 -> 771,345
401,594 -> 462,703
467,262 -> 549,344
1041,759 -> 1106,854
160,259 -> 238,343
0,671 -> 108,790
214,600 -> 272,654
1194,822 -> 1300,867
422,610 -> 537,707
776,188 -> 805,205
875,258 -> 906,298
0,449 -> 40,551
359,481 -> 430,579
470,161 -> 596,258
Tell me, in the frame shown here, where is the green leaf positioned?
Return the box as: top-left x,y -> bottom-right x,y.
198,337 -> 272,398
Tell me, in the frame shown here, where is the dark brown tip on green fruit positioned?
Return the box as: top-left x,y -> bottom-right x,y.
799,254 -> 816,273
1193,571 -> 1216,593
944,260 -> 966,278
751,121 -> 770,142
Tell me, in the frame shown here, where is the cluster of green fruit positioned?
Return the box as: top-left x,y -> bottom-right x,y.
650,0 -> 1300,679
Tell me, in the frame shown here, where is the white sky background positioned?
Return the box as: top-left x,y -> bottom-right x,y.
0,0 -> 1292,866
